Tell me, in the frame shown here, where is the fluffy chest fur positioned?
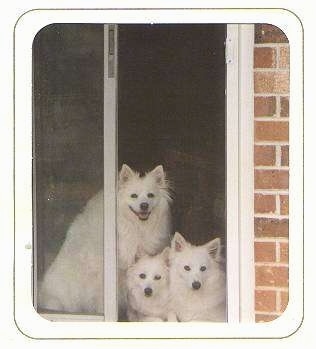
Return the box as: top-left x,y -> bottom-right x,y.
169,268 -> 226,322
118,200 -> 171,271
127,289 -> 169,321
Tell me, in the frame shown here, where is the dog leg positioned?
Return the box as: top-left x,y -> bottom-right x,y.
127,305 -> 139,322
142,316 -> 164,322
167,311 -> 178,322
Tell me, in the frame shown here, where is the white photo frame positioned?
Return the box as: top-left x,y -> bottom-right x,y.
14,8 -> 303,339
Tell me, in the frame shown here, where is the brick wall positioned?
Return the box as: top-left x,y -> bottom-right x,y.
253,24 -> 289,322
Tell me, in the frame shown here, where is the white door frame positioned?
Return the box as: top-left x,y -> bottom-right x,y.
237,24 -> 255,323
103,24 -> 118,322
226,24 -> 255,323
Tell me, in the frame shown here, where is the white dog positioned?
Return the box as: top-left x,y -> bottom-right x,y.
39,164 -> 172,316
126,248 -> 170,321
168,232 -> 226,322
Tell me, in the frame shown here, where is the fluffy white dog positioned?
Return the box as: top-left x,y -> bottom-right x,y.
39,164 -> 172,316
168,232 -> 226,322
126,248 -> 170,321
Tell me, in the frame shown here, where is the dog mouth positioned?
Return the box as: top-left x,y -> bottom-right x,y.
129,206 -> 151,220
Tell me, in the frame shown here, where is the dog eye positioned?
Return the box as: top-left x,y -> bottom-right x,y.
131,193 -> 138,198
200,266 -> 207,272
139,273 -> 146,279
147,193 -> 155,198
154,275 -> 161,280
184,265 -> 191,271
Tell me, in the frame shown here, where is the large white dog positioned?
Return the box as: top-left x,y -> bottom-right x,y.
39,164 -> 172,317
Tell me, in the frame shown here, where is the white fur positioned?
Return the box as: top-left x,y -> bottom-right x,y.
39,165 -> 172,315
168,233 -> 226,322
126,248 -> 170,321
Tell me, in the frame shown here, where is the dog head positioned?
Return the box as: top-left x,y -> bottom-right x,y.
118,164 -> 171,221
170,232 -> 221,291
127,247 -> 170,299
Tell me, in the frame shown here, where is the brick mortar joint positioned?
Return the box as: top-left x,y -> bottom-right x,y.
255,310 -> 284,316
256,285 -> 289,291
254,117 -> 289,121
254,43 -> 290,48
254,93 -> 290,98
254,68 -> 289,73
276,290 -> 282,312
255,262 -> 289,267
254,166 -> 289,170
254,213 -> 289,219
254,142 -> 289,146
254,237 -> 289,243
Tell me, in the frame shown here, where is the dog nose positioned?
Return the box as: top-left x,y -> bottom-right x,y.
144,287 -> 153,297
140,202 -> 149,211
192,281 -> 201,290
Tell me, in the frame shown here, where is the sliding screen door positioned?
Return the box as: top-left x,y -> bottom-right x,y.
33,23 -> 229,322
33,24 -> 105,318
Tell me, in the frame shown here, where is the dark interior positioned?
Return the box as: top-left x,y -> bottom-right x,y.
33,23 -> 226,307
118,24 -> 226,245
33,24 -> 104,279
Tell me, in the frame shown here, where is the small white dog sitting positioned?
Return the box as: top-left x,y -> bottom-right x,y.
168,232 -> 226,322
127,248 -> 170,321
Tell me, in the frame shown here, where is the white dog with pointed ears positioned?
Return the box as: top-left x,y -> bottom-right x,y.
168,232 -> 226,322
39,164 -> 172,316
126,247 -> 170,321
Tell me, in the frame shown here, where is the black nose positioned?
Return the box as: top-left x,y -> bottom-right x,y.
144,287 -> 153,296
192,281 -> 201,290
140,202 -> 149,211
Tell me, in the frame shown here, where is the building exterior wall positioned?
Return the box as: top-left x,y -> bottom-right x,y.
253,24 -> 290,322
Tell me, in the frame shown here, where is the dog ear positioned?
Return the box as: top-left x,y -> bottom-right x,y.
150,165 -> 165,186
171,232 -> 187,252
119,164 -> 134,185
160,247 -> 170,266
205,238 -> 221,260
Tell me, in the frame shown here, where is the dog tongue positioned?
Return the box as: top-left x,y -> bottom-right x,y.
138,212 -> 149,220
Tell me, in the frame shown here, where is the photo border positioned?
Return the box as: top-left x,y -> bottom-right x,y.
13,7 -> 303,340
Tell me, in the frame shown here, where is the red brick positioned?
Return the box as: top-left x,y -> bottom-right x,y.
255,121 -> 289,142
280,242 -> 289,263
254,96 -> 277,117
255,241 -> 276,262
280,195 -> 289,215
254,71 -> 290,94
255,218 -> 289,238
256,265 -> 289,287
280,291 -> 289,312
255,314 -> 279,322
255,170 -> 289,190
254,145 -> 276,166
255,24 -> 289,44
279,46 -> 290,68
281,97 -> 289,117
255,290 -> 277,312
254,47 -> 277,68
281,145 -> 289,166
254,194 -> 276,213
